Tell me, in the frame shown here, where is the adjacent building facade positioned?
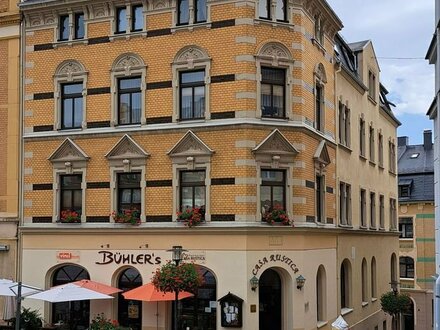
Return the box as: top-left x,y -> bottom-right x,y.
0,0 -> 20,321
19,0 -> 399,329
397,131 -> 435,330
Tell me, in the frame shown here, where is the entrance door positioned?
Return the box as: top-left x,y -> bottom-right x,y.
402,299 -> 414,330
259,268 -> 282,330
118,268 -> 142,330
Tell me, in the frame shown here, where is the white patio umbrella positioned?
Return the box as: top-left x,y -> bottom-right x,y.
331,315 -> 349,330
28,283 -> 114,302
0,279 -> 41,297
2,296 -> 16,321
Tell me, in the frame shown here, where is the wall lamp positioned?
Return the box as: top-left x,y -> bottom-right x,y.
0,245 -> 9,251
250,276 -> 259,291
296,275 -> 306,290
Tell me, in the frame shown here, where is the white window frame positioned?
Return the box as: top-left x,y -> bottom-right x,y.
172,46 -> 211,122
110,53 -> 147,126
256,42 -> 294,120
112,3 -> 145,35
339,181 -> 352,226
172,0 -> 211,27
255,0 -> 292,24
55,11 -> 87,43
314,63 -> 327,132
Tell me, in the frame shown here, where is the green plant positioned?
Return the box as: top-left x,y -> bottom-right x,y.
90,313 -> 122,330
380,291 -> 411,317
60,209 -> 81,223
11,307 -> 43,330
177,207 -> 203,227
112,209 -> 140,225
152,261 -> 202,294
263,204 -> 290,225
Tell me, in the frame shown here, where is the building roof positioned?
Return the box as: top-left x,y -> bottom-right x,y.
398,132 -> 434,202
347,40 -> 370,52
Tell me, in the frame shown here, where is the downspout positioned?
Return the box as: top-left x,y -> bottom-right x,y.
435,18 -> 440,330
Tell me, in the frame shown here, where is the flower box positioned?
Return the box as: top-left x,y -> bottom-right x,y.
177,207 -> 204,227
263,205 -> 291,226
59,210 -> 81,223
112,209 -> 141,225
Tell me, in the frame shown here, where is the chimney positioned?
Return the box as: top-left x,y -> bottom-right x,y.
398,136 -> 408,147
424,130 -> 433,150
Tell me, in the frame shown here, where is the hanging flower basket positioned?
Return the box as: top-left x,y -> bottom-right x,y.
177,207 -> 203,228
112,209 -> 141,225
59,210 -> 81,223
152,261 -> 202,294
263,205 -> 291,226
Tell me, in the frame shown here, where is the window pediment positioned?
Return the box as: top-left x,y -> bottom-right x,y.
168,130 -> 214,158
54,60 -> 87,81
253,129 -> 298,167
112,53 -> 146,75
48,138 -> 89,164
106,134 -> 149,160
314,63 -> 327,84
313,140 -> 331,170
174,46 -> 210,66
257,42 -> 293,66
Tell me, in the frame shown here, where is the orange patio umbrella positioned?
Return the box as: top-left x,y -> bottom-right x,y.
70,279 -> 122,295
122,283 -> 193,302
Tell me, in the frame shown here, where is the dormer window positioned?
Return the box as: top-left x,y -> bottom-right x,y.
398,179 -> 413,198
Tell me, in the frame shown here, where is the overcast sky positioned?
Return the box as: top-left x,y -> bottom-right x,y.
326,0 -> 435,144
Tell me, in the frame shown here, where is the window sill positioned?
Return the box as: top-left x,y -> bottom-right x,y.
338,223 -> 353,229
399,238 -> 414,241
389,170 -> 397,177
368,95 -> 377,105
312,38 -> 326,54
362,301 -> 368,307
369,160 -> 376,166
177,118 -> 206,124
359,154 -> 367,161
378,164 -> 384,170
261,116 -> 289,122
378,226 -> 386,231
341,308 -> 353,316
359,225 -> 368,230
254,18 -> 294,29
369,226 -> 377,230
338,143 -> 352,153
58,127 -> 83,132
53,39 -> 88,48
115,123 -> 142,128
171,22 -> 211,33
371,297 -> 377,302
317,321 -> 327,329
110,31 -> 147,41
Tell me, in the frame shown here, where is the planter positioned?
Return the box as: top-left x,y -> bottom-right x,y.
177,207 -> 203,227
112,209 -> 141,225
59,210 -> 81,223
263,205 -> 290,226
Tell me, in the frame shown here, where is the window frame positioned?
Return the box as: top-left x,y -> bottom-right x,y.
399,256 -> 414,279
131,4 -> 144,32
389,198 -> 397,230
399,217 -> 414,239
61,82 -> 83,130
339,181 -> 352,226
179,170 -> 206,218
179,70 -> 206,121
360,188 -> 367,228
261,67 -> 286,118
117,172 -> 142,213
117,76 -> 142,125
368,70 -> 376,101
74,12 -> 85,39
256,0 -> 290,24
369,125 -> 375,162
315,83 -> 324,132
59,14 -> 69,41
116,7 -> 127,34
378,133 -> 384,167
60,174 -> 83,216
316,174 -> 325,223
260,169 -> 286,220
359,117 -> 366,157
57,12 -> 86,42
370,192 -> 376,229
379,194 -> 385,229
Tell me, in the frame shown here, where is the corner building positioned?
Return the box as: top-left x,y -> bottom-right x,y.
20,0 -> 398,329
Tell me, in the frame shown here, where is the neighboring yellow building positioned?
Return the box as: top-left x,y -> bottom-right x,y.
0,0 -> 20,321
397,131 -> 435,330
19,0 -> 399,329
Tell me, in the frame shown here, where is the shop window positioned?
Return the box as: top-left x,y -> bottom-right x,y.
399,256 -> 414,279
261,169 -> 286,219
118,77 -> 142,125
58,12 -> 84,41
340,259 -> 352,310
339,182 -> 351,226
117,173 -> 141,214
261,67 -> 286,118
118,268 -> 142,329
361,258 -> 368,303
180,170 -> 206,217
179,70 -> 206,120
399,217 -> 413,238
52,265 -> 90,328
61,83 -> 83,129
60,174 -> 82,217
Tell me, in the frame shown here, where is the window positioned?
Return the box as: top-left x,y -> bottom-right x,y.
389,198 -> 397,230
117,173 -> 141,214
410,153 -> 419,159
132,5 -> 143,31
399,185 -> 411,197
315,84 -> 324,131
177,0 -> 206,25
316,265 -> 326,322
316,174 -> 325,223
399,217 -> 413,238
180,70 -> 205,120
340,259 -> 351,309
371,257 -> 377,299
370,192 -> 376,228
258,0 -> 287,22
61,83 -> 83,129
314,15 -> 323,44
261,170 -> 286,218
360,189 -> 366,227
399,256 -> 414,278
369,126 -> 375,161
359,118 -> 366,157
261,67 -> 285,118
59,15 -> 69,41
116,7 -> 127,33
180,170 -> 206,215
361,258 -> 368,303
368,70 -> 376,100
59,13 -> 84,41
378,133 -> 384,167
379,195 -> 384,228
60,174 -> 82,216
118,77 -> 142,125
389,141 -> 396,173
339,102 -> 350,147
339,182 -> 351,226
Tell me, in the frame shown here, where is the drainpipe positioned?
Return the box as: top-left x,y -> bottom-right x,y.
435,275 -> 440,330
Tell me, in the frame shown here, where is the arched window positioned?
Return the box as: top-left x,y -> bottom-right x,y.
316,265 -> 326,322
361,258 -> 368,303
371,257 -> 377,299
340,259 -> 351,310
178,266 -> 216,329
118,267 -> 142,330
259,268 -> 282,330
52,265 -> 90,328
400,256 -> 414,279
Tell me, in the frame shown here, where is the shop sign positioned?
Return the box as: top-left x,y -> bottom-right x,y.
182,251 -> 206,264
252,254 -> 299,275
95,250 -> 162,265
56,251 -> 80,263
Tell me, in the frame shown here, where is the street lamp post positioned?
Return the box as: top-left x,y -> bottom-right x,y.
168,245 -> 186,330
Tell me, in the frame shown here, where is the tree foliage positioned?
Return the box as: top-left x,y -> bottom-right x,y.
380,291 -> 411,317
